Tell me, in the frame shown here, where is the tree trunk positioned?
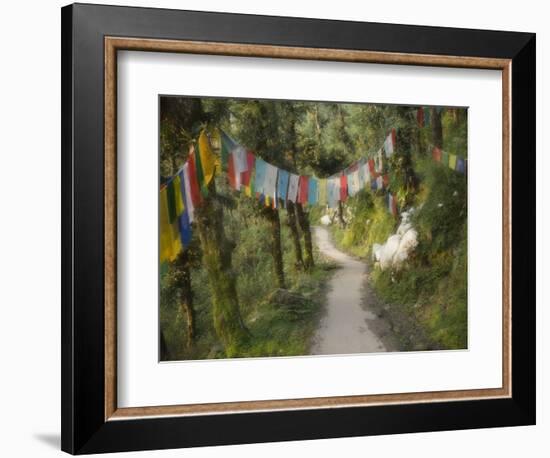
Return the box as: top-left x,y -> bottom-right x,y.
430,107 -> 443,148
286,201 -> 304,270
174,251 -> 195,348
296,203 -> 314,271
337,201 -> 346,228
195,180 -> 248,354
263,207 -> 285,288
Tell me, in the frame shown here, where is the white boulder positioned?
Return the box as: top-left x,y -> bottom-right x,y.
320,214 -> 332,226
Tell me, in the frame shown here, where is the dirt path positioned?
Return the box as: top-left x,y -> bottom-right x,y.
310,226 -> 389,355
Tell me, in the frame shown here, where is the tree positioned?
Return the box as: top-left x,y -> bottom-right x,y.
160,97 -> 248,354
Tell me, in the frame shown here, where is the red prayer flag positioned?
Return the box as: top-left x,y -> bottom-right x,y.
298,176 -> 309,204
368,158 -> 376,176
391,128 -> 397,150
340,173 -> 348,201
241,151 -> 255,187
383,174 -> 389,188
187,148 -> 202,206
432,146 -> 442,162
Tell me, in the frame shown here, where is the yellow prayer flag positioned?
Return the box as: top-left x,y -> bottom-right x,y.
449,153 -> 457,170
173,175 -> 185,217
160,186 -> 183,263
159,188 -> 173,263
199,130 -> 217,186
318,178 -> 327,206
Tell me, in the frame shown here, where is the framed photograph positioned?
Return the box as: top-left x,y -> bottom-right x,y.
61,3 -> 536,454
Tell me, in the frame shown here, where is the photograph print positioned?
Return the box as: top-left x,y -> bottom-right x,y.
159,96 -> 468,362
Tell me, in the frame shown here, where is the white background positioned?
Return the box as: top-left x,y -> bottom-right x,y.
118,52 -> 502,408
0,0 -> 545,457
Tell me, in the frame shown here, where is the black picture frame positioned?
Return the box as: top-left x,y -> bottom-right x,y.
61,3 -> 536,454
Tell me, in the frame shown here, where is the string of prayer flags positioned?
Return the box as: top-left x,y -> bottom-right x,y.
431,146 -> 467,175
160,126 -> 411,265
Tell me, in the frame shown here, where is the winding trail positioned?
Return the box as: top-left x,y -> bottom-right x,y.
310,226 -> 388,355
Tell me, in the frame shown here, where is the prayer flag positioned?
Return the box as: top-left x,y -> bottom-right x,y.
160,186 -> 182,262
376,149 -> 384,173
327,176 -> 340,208
383,174 -> 389,188
308,177 -> 318,205
277,169 -> 290,203
287,173 -> 300,203
264,163 -> 278,202
241,151 -> 255,189
177,171 -> 192,247
193,141 -> 208,197
384,129 -> 395,157
318,178 -> 328,206
340,173 -> 348,201
198,130 -> 217,187
182,163 -> 195,223
220,130 -> 237,172
456,157 -> 466,174
376,175 -> 384,190
233,145 -> 249,176
424,107 -> 430,126
298,175 -> 309,204
449,153 -> 457,170
253,158 -> 267,194
187,148 -> 202,206
368,158 -> 376,176
357,158 -> 367,188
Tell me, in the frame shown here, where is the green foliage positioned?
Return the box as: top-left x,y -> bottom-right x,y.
331,191 -> 395,258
